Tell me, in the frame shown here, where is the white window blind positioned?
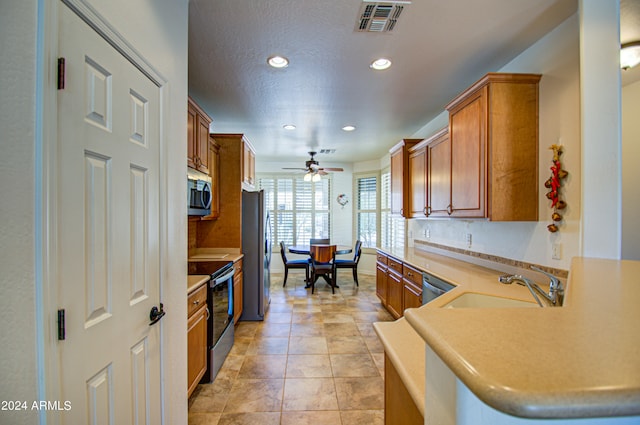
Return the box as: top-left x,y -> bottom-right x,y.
380,169 -> 404,250
355,175 -> 378,248
259,175 -> 331,246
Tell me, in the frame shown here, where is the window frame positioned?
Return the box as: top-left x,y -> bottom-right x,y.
352,171 -> 380,252
258,173 -> 332,247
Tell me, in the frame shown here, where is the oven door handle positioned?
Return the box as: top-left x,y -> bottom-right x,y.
211,268 -> 235,286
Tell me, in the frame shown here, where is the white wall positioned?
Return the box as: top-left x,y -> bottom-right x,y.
622,79 -> 640,260
408,14 -> 582,271
0,2 -> 39,424
0,1 -> 189,424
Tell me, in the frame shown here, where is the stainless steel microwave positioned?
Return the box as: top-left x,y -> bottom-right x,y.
187,174 -> 212,216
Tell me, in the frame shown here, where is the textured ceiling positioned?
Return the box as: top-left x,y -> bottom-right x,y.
187,0 -> 631,164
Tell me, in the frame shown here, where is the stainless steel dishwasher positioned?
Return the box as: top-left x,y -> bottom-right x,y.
422,272 -> 455,305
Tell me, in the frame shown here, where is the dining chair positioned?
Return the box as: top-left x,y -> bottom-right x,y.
334,240 -> 362,286
309,244 -> 337,294
309,238 -> 330,245
280,241 -> 309,287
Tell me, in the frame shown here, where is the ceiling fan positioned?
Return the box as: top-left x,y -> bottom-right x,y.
282,151 -> 344,179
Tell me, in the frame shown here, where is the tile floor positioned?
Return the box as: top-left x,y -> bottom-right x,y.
188,270 -> 394,425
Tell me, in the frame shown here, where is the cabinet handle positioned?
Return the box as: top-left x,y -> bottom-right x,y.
205,307 -> 210,320
407,272 -> 413,277
447,204 -> 453,215
192,299 -> 200,305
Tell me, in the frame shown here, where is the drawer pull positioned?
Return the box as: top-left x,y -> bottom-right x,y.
192,299 -> 200,305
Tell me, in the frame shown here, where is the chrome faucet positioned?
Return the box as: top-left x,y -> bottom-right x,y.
498,266 -> 564,307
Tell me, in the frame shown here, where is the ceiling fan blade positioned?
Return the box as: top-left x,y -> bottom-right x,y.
282,167 -> 308,170
317,170 -> 328,176
319,167 -> 343,172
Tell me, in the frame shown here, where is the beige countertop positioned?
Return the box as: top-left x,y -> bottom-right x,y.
188,248 -> 244,263
187,275 -> 210,294
377,247 -> 640,419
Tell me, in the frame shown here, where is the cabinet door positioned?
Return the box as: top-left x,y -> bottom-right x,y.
449,89 -> 486,218
207,139 -> 220,219
196,115 -> 210,174
376,263 -> 388,305
428,131 -> 451,217
390,147 -> 404,216
187,306 -> 207,397
387,270 -> 403,319
187,106 -> 197,170
234,271 -> 243,324
408,145 -> 427,218
242,143 -> 255,187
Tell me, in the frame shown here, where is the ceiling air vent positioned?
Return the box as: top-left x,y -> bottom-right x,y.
355,1 -> 410,33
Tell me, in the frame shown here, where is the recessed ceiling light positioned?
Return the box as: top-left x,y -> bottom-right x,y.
370,58 -> 392,71
267,55 -> 289,68
283,124 -> 296,130
342,125 -> 356,132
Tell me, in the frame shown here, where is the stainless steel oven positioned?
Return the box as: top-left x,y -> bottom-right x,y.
201,262 -> 235,383
422,272 -> 455,305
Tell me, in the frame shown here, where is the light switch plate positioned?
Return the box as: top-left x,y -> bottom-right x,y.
552,243 -> 562,260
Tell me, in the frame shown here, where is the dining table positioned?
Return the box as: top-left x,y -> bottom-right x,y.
287,245 -> 353,256
287,244 -> 353,289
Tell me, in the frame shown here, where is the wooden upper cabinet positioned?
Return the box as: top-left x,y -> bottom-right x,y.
408,141 -> 428,218
242,141 -> 256,189
427,129 -> 451,217
443,73 -> 541,221
389,139 -> 421,217
203,137 -> 220,220
187,97 -> 212,175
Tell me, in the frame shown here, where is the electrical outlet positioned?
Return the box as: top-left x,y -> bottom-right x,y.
552,243 -> 562,260
465,233 -> 472,248
426,228 -> 430,239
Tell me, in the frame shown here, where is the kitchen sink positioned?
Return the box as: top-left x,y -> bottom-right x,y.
442,292 -> 537,309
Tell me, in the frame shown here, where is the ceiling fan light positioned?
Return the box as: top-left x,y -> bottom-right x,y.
312,173 -> 321,182
621,42 -> 640,70
267,55 -> 289,68
370,58 -> 392,71
342,125 -> 356,131
304,172 -> 312,182
283,124 -> 296,130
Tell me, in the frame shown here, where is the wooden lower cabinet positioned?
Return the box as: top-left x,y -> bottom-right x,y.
386,269 -> 403,320
233,258 -> 243,324
376,250 -> 424,318
385,354 -> 423,425
376,263 -> 388,305
187,284 -> 208,398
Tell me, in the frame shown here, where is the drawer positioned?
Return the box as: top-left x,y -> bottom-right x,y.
403,263 -> 422,286
376,251 -> 388,265
387,256 -> 403,275
187,283 -> 208,318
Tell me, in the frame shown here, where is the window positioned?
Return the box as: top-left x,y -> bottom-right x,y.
354,174 -> 378,248
259,175 -> 331,246
380,168 -> 405,250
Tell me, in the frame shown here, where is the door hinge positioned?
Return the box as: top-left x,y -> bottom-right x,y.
57,309 -> 65,340
57,57 -> 65,90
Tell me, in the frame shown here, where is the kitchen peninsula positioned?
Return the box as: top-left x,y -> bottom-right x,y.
374,246 -> 640,424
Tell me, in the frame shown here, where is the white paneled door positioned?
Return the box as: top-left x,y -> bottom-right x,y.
57,4 -> 162,424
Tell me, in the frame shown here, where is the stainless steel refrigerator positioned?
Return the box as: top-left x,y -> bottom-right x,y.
240,189 -> 271,320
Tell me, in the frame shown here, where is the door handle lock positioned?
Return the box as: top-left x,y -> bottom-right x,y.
149,303 -> 166,326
